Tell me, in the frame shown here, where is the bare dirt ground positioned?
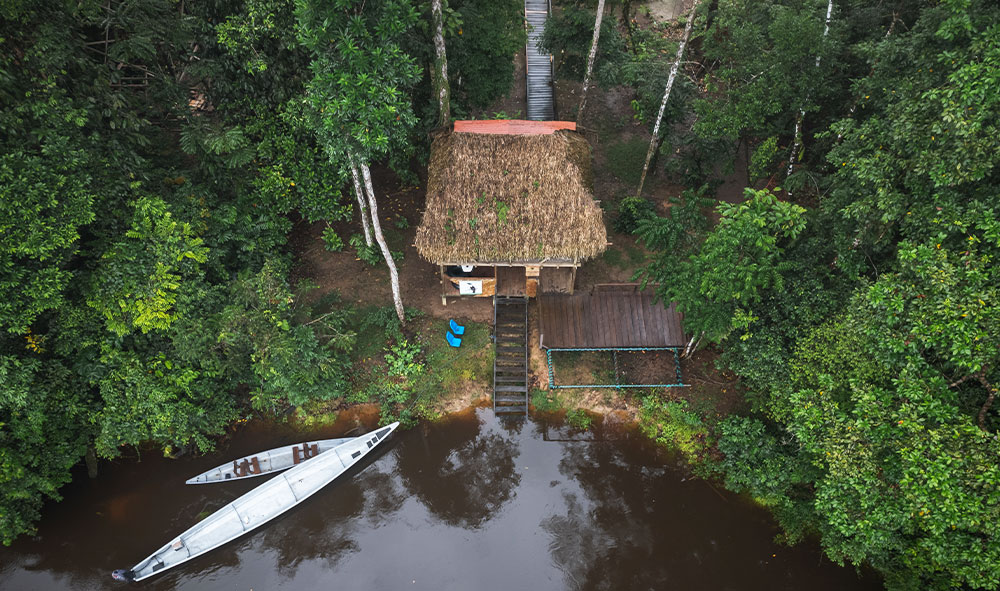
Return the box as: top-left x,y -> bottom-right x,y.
290,168 -> 493,325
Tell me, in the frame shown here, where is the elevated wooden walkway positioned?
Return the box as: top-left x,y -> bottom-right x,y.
525,0 -> 554,120
538,285 -> 686,350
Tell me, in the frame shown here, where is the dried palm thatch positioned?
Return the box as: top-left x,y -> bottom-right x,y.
415,129 -> 607,264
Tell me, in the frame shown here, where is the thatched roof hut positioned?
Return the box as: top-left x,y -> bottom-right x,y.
415,123 -> 607,265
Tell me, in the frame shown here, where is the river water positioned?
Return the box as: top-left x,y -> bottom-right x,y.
0,408 -> 880,590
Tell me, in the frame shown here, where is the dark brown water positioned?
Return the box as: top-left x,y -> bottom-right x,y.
0,408 -> 880,590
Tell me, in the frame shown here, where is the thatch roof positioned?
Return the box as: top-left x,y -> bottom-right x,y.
415,128 -> 607,264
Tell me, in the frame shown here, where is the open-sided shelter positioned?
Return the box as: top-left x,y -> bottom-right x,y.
415,120 -> 607,302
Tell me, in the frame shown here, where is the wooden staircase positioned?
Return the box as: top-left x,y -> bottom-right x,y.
493,296 -> 529,416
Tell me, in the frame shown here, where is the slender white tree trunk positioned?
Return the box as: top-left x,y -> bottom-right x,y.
431,0 -> 451,126
636,0 -> 700,198
683,332 -> 703,358
347,154 -> 373,247
576,0 -> 606,127
786,0 -> 834,188
358,159 -> 405,325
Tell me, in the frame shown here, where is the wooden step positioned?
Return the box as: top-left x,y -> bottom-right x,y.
495,360 -> 525,367
495,394 -> 527,403
495,385 -> 528,393
495,329 -> 524,335
495,369 -> 526,377
494,342 -> 524,349
494,375 -> 527,383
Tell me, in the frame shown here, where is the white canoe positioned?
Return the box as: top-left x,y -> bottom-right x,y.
124,422 -> 399,582
185,437 -> 356,484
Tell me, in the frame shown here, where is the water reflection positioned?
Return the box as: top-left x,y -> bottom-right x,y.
395,413 -> 521,529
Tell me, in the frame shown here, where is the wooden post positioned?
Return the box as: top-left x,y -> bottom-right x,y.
440,265 -> 447,306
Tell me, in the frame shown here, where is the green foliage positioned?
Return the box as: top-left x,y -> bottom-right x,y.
0,83 -> 96,335
748,136 -> 779,181
87,197 -> 209,336
864,215 -> 999,378
0,357 -> 89,545
619,1 -> 1000,588
619,26 -> 696,128
642,188 -> 805,342
386,338 -> 424,378
638,396 -> 714,466
716,415 -> 819,543
614,196 -> 656,234
448,0 -> 527,109
350,233 -> 386,266
217,262 -> 352,411
322,227 -> 345,252
541,5 -> 628,81
91,346 -> 235,457
296,0 -> 421,165
695,0 -> 841,144
530,388 -> 563,413
0,0 -> 365,545
565,408 -> 594,430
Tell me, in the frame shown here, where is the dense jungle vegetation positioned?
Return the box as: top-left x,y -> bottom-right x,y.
2,0 -> 998,589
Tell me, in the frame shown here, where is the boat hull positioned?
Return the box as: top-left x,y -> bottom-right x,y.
127,422 -> 399,581
185,437 -> 356,484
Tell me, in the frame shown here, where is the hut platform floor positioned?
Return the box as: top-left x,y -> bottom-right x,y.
538,285 -> 686,349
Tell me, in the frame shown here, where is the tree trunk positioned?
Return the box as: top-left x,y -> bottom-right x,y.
576,0 -> 607,127
85,445 -> 98,479
430,0 -> 451,127
979,387 -> 996,432
621,0 -> 635,52
786,0 -> 833,193
636,0 -> 700,198
348,154 -> 373,247
786,109 -> 804,180
358,159 -> 405,324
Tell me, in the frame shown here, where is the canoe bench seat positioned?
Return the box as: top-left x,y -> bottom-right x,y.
292,444 -> 320,465
233,457 -> 262,476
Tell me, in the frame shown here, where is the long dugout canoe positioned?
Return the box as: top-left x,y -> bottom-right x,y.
185,437 -> 356,484
119,422 -> 399,582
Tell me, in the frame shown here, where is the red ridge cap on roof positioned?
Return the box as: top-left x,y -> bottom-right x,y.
453,120 -> 577,135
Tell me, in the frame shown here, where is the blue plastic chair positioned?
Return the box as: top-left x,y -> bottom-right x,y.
449,319 -> 466,336
446,330 -> 462,348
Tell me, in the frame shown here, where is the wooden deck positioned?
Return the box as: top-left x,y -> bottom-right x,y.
538,285 -> 686,349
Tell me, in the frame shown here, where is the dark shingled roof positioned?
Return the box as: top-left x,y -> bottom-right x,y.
415,127 -> 607,264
